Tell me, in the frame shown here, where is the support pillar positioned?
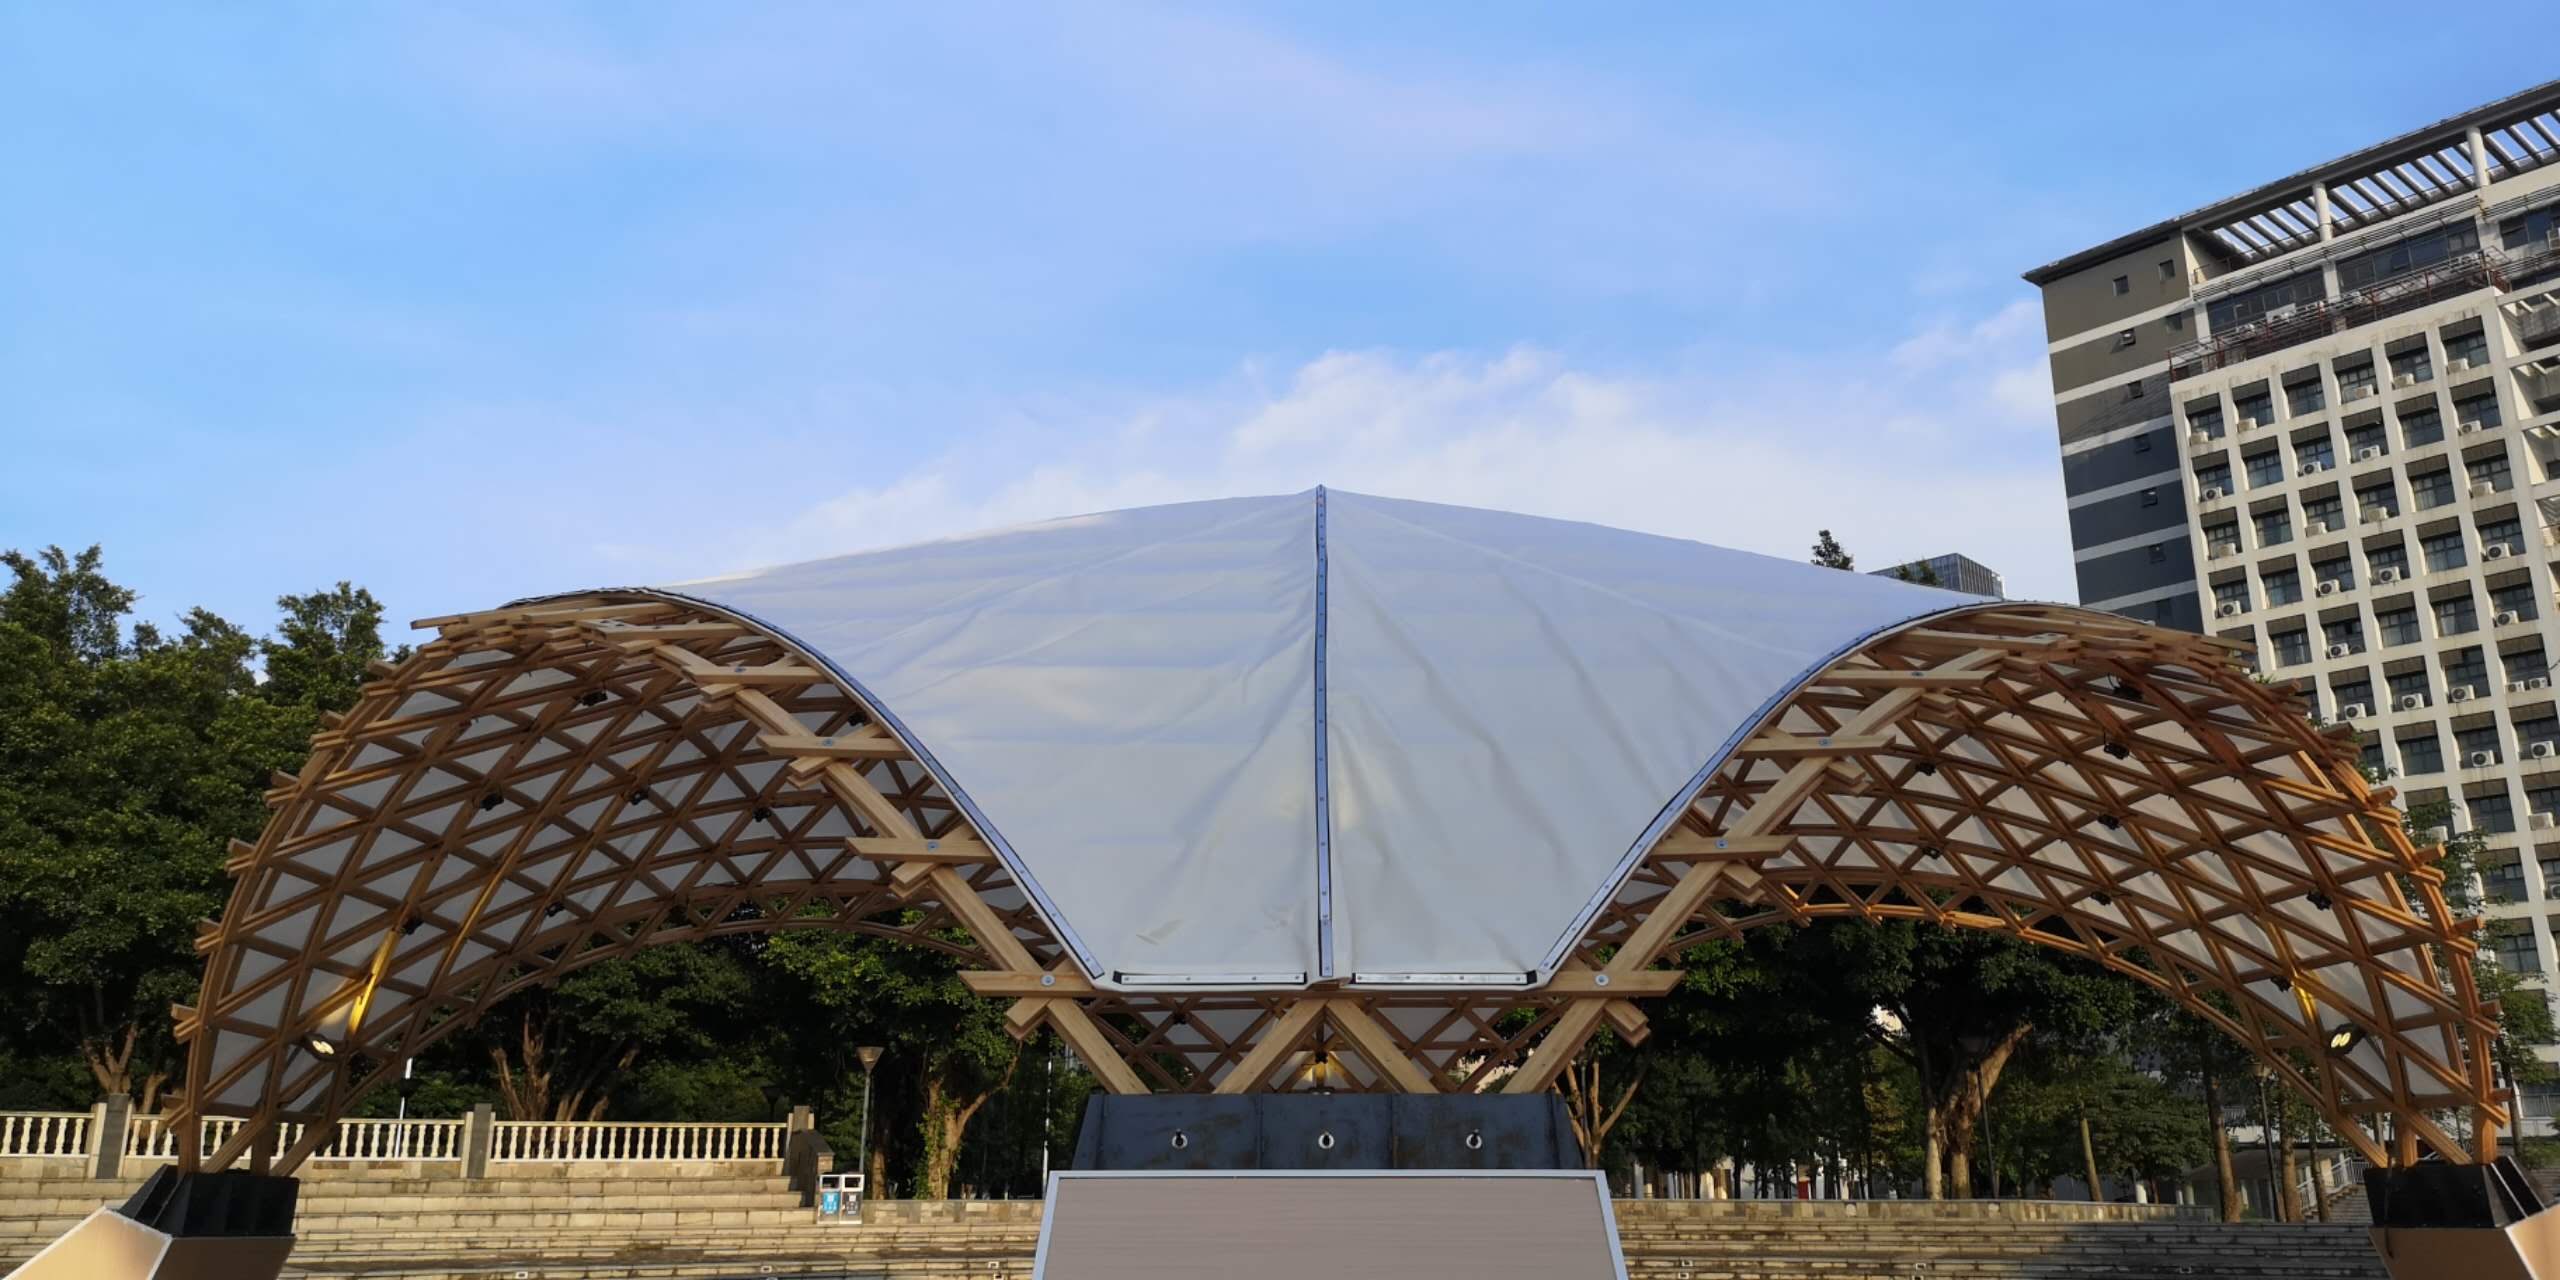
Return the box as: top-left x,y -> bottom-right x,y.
461,1104 -> 494,1181
90,1097 -> 132,1181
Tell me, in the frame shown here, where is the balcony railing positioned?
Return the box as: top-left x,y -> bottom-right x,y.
2172,249 -> 2517,380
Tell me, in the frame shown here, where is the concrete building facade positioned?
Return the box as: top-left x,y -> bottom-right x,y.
2025,80 -> 2560,1129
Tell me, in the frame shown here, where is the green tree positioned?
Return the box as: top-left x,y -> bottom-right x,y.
759,931 -> 1025,1198
0,548 -> 396,1107
1810,531 -> 1856,571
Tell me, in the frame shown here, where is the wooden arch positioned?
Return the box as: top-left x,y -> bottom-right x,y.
171,596 -> 2503,1174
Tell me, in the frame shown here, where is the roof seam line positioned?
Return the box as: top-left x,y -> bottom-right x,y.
1313,485 -> 1336,981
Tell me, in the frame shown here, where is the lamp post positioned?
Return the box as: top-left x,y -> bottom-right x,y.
855,1045 -> 884,1195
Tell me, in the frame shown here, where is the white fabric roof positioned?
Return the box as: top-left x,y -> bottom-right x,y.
671,488 -> 1971,989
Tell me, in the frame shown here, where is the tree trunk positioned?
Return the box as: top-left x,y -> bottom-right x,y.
2308,1127 -> 2331,1221
81,1021 -> 140,1100
916,1054 -> 1021,1199
2079,1104 -> 2103,1201
1559,1053 -> 1646,1170
1934,1022 -> 2030,1200
1922,1102 -> 1945,1199
2201,1054 -> 2243,1222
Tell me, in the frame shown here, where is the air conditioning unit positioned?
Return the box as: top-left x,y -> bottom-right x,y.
2377,567 -> 2404,583
2345,385 -> 2372,402
2361,506 -> 2388,523
2422,825 -> 2450,846
2300,461 -> 2328,477
2499,610 -> 2525,626
2547,228 -> 2560,249
2342,703 -> 2368,719
2210,543 -> 2239,560
2512,679 -> 2532,693
2400,693 -> 2429,710
2327,643 -> 2353,659
2356,446 -> 2383,461
2535,742 -> 2558,760
2461,422 -> 2483,436
2533,677 -> 2552,690
2473,482 -> 2498,498
2451,358 -> 2474,373
2191,431 -> 2213,447
2471,751 -> 2499,767
2451,685 -> 2479,702
2393,374 -> 2418,389
2239,416 -> 2264,431
2487,544 -> 2514,561
2216,601 -> 2243,618
2317,580 -> 2342,597
2535,812 -> 2559,831
2200,486 -> 2226,501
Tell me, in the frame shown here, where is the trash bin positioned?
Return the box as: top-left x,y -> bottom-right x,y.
818,1172 -> 867,1220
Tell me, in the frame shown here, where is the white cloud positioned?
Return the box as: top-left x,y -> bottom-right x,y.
670,304 -> 2078,602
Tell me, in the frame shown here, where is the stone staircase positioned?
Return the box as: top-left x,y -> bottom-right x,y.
0,1166 -> 2403,1280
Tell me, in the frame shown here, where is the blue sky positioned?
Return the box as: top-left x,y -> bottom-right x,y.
4,4 -> 2552,637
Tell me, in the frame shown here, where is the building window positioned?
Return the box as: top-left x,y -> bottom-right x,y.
2423,529 -> 2469,574
2113,275 -> 2130,295
2411,468 -> 2455,510
2265,567 -> 2303,605
2323,616 -> 2364,653
2197,462 -> 2232,494
2302,496 -> 2343,533
2469,454 -> 2513,492
2347,420 -> 2389,458
2387,667 -> 2432,703
2492,926 -> 2541,974
2356,481 -> 2399,519
2482,516 -> 2526,557
2190,405 -> 2226,438
2338,222 -> 2481,291
2148,543 -> 2168,563
2125,381 -> 2145,401
2215,579 -> 2251,615
2520,715 -> 2560,756
2338,362 -> 2379,401
2272,629 -> 2311,666
2246,451 -> 2283,487
2485,859 -> 2528,903
2445,330 -> 2491,370
2493,579 -> 2539,622
2235,392 -> 2274,427
2370,541 -> 2412,580
2141,487 -> 2159,507
2313,555 -> 2355,592
2402,406 -> 2444,448
2256,510 -> 2293,547
2434,592 -> 2479,635
2399,728 -> 2444,773
2205,520 -> 2241,554
2457,393 -> 2504,432
2207,271 -> 2324,331
2447,648 -> 2490,693
2499,202 -> 2560,252
2509,648 -> 2551,684
2288,379 -> 2326,417
2134,433 -> 2152,453
2298,437 -> 2336,470
2392,347 -> 2435,386
2335,677 -> 2374,712
2378,605 -> 2421,646
2116,329 -> 2137,350
2158,259 -> 2177,282
2475,791 -> 2520,834
2165,312 -> 2185,331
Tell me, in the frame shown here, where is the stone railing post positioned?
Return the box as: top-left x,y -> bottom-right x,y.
89,1096 -> 131,1180
462,1104 -> 495,1180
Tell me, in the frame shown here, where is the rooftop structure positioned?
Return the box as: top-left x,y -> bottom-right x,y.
1868,553 -> 2005,598
171,490 -> 2494,1185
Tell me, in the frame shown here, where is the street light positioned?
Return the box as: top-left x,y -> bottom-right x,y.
856,1045 -> 885,1195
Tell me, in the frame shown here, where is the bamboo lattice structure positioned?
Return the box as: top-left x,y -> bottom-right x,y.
171,595 -> 2504,1174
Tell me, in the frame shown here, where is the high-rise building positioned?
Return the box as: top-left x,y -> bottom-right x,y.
1869,553 -> 2005,598
2023,80 -> 2560,1128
